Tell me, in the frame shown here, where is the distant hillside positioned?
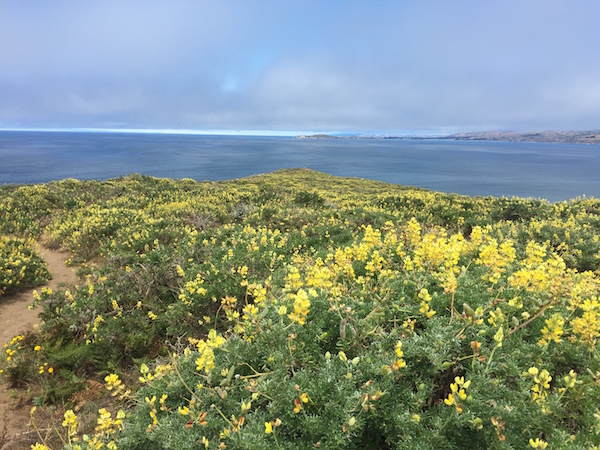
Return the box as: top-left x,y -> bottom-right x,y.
297,130 -> 600,144
443,130 -> 600,144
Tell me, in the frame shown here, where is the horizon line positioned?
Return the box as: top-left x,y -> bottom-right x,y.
0,127 -> 316,137
0,126 -> 458,137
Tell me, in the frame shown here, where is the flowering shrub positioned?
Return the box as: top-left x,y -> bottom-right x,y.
0,235 -> 49,296
1,169 -> 600,448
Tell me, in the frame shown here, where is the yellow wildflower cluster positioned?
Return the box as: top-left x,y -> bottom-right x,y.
444,377 -> 471,414
477,237 -> 516,284
31,444 -> 50,450
0,235 -> 49,296
404,217 -> 422,247
178,397 -> 208,427
570,296 -> 600,346
529,437 -> 548,448
38,362 -> 53,374
293,392 -> 309,413
3,334 -> 24,363
538,313 -> 565,346
105,373 -> 131,400
284,266 -> 303,291
392,340 -> 406,371
288,289 -> 312,326
265,417 -> 282,434
414,229 -> 466,274
249,283 -> 268,306
179,273 -> 208,306
417,288 -> 436,318
62,409 -> 78,437
221,295 -> 239,322
96,407 -> 125,435
509,242 -> 566,296
305,259 -> 334,290
195,329 -> 226,373
138,362 -> 174,384
32,404 -> 122,450
526,367 -> 552,414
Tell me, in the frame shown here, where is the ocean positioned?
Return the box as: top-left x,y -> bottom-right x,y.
1,130 -> 599,202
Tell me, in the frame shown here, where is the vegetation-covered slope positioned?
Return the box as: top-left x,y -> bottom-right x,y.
2,169 -> 600,449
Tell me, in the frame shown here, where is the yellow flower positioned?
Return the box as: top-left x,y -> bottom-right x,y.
444,377 -> 470,413
563,370 -> 577,389
394,340 -> 404,358
455,376 -> 471,389
96,408 -> 114,433
265,421 -> 273,434
288,289 -> 311,325
105,373 -> 122,390
31,444 -> 50,450
493,327 -> 504,347
539,313 -> 565,347
393,359 -> 406,370
529,437 -> 548,448
62,409 -> 78,436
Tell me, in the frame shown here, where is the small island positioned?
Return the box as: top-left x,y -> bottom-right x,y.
296,134 -> 339,139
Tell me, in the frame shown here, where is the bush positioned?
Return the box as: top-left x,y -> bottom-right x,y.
0,236 -> 50,296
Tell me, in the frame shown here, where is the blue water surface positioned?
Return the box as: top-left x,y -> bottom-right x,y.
1,131 -> 599,202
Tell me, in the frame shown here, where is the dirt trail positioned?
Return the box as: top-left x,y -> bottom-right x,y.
0,239 -> 77,449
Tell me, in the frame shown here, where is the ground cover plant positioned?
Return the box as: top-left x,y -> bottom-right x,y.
0,235 -> 49,296
0,185 -> 52,295
1,169 -> 600,449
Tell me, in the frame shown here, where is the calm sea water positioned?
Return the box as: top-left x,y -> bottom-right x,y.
1,130 -> 599,202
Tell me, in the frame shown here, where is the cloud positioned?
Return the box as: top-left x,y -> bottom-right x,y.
1,1 -> 600,132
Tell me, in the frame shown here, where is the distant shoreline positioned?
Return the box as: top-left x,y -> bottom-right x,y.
297,130 -> 600,145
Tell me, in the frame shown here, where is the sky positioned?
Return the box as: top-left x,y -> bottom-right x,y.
1,1 -> 600,135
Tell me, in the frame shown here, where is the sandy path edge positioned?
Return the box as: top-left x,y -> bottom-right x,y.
0,239 -> 77,449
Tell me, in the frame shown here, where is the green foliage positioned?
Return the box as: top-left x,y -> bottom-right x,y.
0,235 -> 50,296
1,169 -> 600,449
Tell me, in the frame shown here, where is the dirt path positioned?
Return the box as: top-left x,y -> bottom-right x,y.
0,239 -> 77,449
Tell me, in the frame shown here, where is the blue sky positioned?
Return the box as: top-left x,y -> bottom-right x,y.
1,1 -> 599,134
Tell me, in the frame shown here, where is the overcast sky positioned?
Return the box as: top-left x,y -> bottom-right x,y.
1,1 -> 599,134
